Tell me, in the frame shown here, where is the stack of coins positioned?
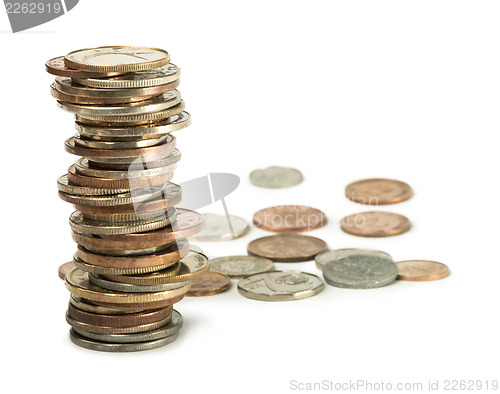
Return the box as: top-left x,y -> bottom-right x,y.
47,46 -> 209,352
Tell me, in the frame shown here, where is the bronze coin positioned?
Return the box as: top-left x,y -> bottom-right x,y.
45,56 -> 127,78
247,234 -> 328,262
50,83 -> 153,105
341,211 -> 411,237
396,260 -> 450,281
58,261 -> 76,280
89,295 -> 184,310
186,272 -> 231,297
73,196 -> 181,215
346,178 -> 413,205
253,205 -> 327,233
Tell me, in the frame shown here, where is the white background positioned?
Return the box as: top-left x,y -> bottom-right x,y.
1,1 -> 499,393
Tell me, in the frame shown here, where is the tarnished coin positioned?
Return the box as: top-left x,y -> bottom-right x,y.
250,166 -> 303,188
253,205 -> 327,233
396,260 -> 450,281
186,272 -> 231,296
45,56 -> 127,78
238,271 -> 323,301
323,255 -> 398,289
210,256 -> 274,278
346,178 -> 413,205
247,234 -> 328,262
190,213 -> 249,241
315,248 -> 393,271
59,261 -> 76,280
340,211 -> 411,237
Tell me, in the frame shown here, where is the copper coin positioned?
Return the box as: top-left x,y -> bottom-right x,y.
253,205 -> 327,233
396,260 -> 450,281
346,178 -> 413,205
186,272 -> 231,297
247,234 -> 328,262
45,56 -> 127,78
89,295 -> 184,310
340,211 -> 411,237
58,261 -> 75,280
50,83 -> 153,105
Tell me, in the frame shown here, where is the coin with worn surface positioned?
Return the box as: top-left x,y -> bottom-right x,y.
323,255 -> 398,289
64,46 -> 170,73
186,272 -> 231,296
210,256 -> 274,278
59,261 -> 76,280
191,213 -> 249,241
238,270 -> 323,301
346,178 -> 413,205
46,56 -> 127,78
396,260 -> 450,281
340,211 -> 411,237
250,166 -> 303,188
253,205 -> 327,233
247,234 -> 328,262
315,248 -> 393,270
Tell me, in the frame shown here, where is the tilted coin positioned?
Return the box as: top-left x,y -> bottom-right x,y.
187,272 -> 231,296
315,248 -> 393,271
396,260 -> 450,281
74,134 -> 171,150
247,234 -> 328,262
73,257 -> 180,276
46,56 -> 127,78
88,274 -> 191,293
64,46 -> 170,73
57,174 -> 127,196
238,271 -> 324,301
345,178 -> 413,205
210,256 -> 274,278
340,211 -> 411,237
323,255 -> 398,289
253,205 -> 327,233
66,313 -> 171,334
58,261 -> 76,280
190,213 -> 249,241
70,295 -> 143,315
250,166 -> 303,188
50,83 -> 152,105
88,295 -> 184,311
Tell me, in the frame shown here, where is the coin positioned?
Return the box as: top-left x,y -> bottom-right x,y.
74,157 -> 176,178
247,234 -> 328,262
64,46 -> 170,73
50,83 -> 152,105
238,271 -> 324,301
89,274 -> 191,293
70,295 -> 142,315
66,313 -> 172,334
323,255 -> 398,289
190,213 -> 249,241
74,134 -> 171,150
210,256 -> 274,278
58,261 -> 76,280
186,272 -> 231,296
73,257 -> 180,276
253,205 -> 327,233
340,211 -> 411,237
315,248 -> 393,271
57,174 -> 127,196
250,166 -> 303,188
45,56 -> 127,78
346,178 -> 413,205
396,260 -> 450,281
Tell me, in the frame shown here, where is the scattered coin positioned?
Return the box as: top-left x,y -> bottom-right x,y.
187,272 -> 231,296
396,260 -> 450,281
247,234 -> 328,262
210,256 -> 274,278
323,255 -> 399,289
315,248 -> 393,270
345,178 -> 413,205
58,261 -> 76,280
340,211 -> 411,237
238,271 -> 324,301
190,213 -> 249,241
250,166 -> 303,188
253,205 -> 327,233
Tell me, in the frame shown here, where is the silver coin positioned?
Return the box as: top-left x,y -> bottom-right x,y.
323,254 -> 398,289
75,157 -> 177,179
70,329 -> 179,352
315,248 -> 393,270
250,166 -> 303,188
88,273 -> 191,293
73,133 -> 171,150
210,255 -> 274,278
190,213 -> 249,241
238,270 -> 324,301
57,174 -> 128,196
189,244 -> 204,254
84,242 -> 177,257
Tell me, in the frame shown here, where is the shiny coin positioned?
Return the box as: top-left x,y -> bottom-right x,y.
250,166 -> 303,188
89,274 -> 191,293
50,83 -> 152,105
74,157 -> 177,179
70,295 -> 142,315
238,271 -> 323,301
58,261 -> 75,280
191,213 -> 249,241
57,174 -> 127,196
210,256 -> 274,278
323,255 -> 398,289
74,134 -> 171,150
315,248 -> 393,271
340,211 -> 411,237
253,205 -> 327,233
346,178 -> 413,205
73,256 -> 180,276
187,272 -> 231,296
247,234 -> 328,262
46,56 -> 127,78
396,260 -> 450,281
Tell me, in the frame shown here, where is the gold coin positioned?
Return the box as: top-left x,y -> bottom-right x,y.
396,260 -> 450,281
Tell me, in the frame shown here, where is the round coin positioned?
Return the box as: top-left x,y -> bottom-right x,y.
323,255 -> 398,289
57,174 -> 127,196
89,274 -> 191,293
50,83 -> 152,105
45,56 -> 127,78
210,256 -> 274,278
315,248 -> 393,270
58,261 -> 76,280
396,260 -> 450,281
238,271 -> 324,301
186,272 -> 231,296
346,178 -> 413,205
340,211 -> 411,237
253,205 -> 327,233
66,314 -> 172,335
247,234 -> 328,262
190,213 -> 249,241
250,166 -> 303,188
